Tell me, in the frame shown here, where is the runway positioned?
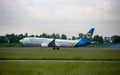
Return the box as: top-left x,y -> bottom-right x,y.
0,60 -> 120,63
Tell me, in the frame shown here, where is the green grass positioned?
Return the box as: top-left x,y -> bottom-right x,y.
0,48 -> 120,60
0,48 -> 120,75
0,62 -> 120,75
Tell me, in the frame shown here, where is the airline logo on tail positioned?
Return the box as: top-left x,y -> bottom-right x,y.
86,33 -> 92,38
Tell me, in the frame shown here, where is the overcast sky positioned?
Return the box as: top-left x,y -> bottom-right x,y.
0,0 -> 120,37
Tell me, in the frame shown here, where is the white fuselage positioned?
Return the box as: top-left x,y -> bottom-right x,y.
20,37 -> 78,47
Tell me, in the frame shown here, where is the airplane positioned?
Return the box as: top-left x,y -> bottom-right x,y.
19,28 -> 95,50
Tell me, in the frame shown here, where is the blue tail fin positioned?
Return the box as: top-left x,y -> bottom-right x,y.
74,28 -> 95,47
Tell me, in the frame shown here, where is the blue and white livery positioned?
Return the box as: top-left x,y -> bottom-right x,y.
20,28 -> 95,49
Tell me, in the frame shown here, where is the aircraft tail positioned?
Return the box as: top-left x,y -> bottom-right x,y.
74,28 -> 95,47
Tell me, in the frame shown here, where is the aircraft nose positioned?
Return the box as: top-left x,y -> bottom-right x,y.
19,39 -> 23,43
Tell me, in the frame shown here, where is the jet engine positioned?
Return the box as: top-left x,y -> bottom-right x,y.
41,43 -> 48,47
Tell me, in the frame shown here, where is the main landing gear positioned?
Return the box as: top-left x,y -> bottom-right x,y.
48,38 -> 60,50
53,46 -> 59,50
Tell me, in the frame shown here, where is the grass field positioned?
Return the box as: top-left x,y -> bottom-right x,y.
0,48 -> 120,60
0,62 -> 120,75
0,48 -> 120,75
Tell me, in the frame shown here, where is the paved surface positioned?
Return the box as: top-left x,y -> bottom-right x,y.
0,60 -> 120,63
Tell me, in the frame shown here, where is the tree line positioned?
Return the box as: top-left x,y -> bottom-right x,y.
0,33 -> 120,45
0,33 -> 67,44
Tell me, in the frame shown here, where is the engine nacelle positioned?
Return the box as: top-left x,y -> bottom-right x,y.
41,43 -> 48,47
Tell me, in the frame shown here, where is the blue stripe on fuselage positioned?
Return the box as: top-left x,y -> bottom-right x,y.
74,40 -> 91,47
74,37 -> 91,47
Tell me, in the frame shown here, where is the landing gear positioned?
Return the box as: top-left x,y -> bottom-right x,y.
48,38 -> 60,50
57,47 -> 59,50
53,46 -> 60,50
